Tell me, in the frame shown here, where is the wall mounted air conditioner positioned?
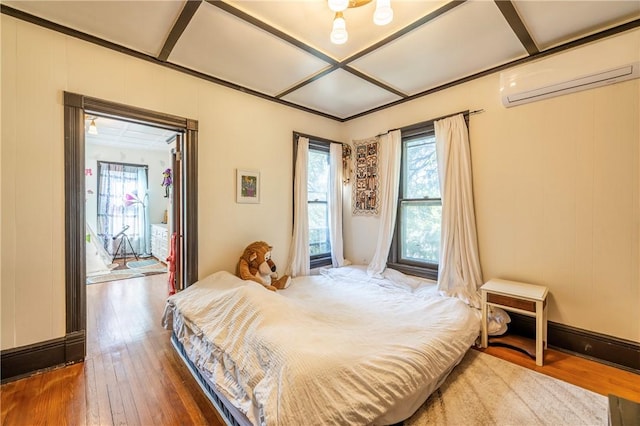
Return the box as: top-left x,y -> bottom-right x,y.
500,61 -> 640,108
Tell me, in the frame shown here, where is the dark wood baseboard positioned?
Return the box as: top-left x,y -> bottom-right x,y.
507,313 -> 639,373
1,330 -> 86,383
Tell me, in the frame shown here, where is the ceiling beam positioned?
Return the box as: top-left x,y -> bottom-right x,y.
158,0 -> 203,62
276,66 -> 339,99
494,0 -> 539,55
343,66 -> 406,98
205,0 -> 338,66
342,0 -> 467,65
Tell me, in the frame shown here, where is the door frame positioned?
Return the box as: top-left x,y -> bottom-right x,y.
63,92 -> 198,362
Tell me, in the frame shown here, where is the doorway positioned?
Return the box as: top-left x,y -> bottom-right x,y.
63,92 -> 198,363
84,116 -> 177,285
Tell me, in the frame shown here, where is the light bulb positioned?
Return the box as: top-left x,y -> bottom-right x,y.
328,0 -> 349,12
330,12 -> 348,45
88,119 -> 98,135
373,0 -> 393,26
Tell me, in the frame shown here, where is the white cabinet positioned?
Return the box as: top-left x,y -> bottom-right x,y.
151,224 -> 169,263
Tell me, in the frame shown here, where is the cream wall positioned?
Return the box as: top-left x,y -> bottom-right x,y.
0,16 -> 343,350
343,29 -> 640,342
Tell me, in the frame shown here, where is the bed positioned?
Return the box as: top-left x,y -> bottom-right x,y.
162,265 -> 481,425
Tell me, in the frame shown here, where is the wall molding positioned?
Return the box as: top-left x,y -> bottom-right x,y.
507,313 -> 639,373
1,331 -> 86,383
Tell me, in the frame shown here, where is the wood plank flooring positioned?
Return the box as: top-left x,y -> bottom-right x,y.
2,274 -> 639,425
1,274 -> 224,426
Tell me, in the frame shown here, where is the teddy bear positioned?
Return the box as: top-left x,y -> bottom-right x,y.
238,241 -> 291,292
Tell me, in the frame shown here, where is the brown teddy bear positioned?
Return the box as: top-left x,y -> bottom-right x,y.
238,241 -> 291,292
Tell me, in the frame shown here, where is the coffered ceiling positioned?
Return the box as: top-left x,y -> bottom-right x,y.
2,0 -> 639,121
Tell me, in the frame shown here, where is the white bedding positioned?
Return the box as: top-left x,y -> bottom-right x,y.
163,266 -> 480,425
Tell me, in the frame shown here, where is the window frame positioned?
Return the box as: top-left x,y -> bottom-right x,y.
387,113 -> 470,280
307,140 -> 332,268
293,132 -> 339,270
388,121 -> 440,280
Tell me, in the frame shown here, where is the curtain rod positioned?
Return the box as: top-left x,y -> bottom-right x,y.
293,131 -> 348,146
98,160 -> 149,169
378,109 -> 485,137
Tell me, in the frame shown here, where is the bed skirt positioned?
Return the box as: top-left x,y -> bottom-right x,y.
170,332 -> 252,426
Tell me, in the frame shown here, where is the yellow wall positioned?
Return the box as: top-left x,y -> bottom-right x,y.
1,15 -> 638,350
0,16 -> 343,349
343,29 -> 640,342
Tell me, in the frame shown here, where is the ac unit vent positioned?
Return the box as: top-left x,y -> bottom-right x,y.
501,61 -> 639,108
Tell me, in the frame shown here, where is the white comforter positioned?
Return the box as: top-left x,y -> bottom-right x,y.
163,266 -> 480,425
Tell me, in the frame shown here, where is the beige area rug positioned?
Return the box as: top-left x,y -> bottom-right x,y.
86,269 -> 145,284
127,260 -> 168,273
406,350 -> 607,426
86,260 -> 167,284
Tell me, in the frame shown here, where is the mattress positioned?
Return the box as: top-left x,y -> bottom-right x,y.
163,266 -> 480,425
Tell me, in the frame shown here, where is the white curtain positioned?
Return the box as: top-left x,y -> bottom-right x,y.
329,143 -> 347,267
367,130 -> 402,277
136,167 -> 151,255
286,137 -> 310,277
97,162 -> 147,257
435,114 -> 483,308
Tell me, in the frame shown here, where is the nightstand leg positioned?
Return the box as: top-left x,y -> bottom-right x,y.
543,302 -> 548,349
536,300 -> 544,366
481,291 -> 488,348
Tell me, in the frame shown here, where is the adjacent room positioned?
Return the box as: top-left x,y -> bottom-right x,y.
1,0 -> 639,425
84,116 -> 175,285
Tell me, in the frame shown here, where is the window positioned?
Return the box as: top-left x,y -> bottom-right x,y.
389,122 -> 441,279
308,140 -> 332,268
97,161 -> 149,256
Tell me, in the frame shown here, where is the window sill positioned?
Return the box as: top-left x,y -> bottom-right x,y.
310,256 -> 332,269
387,262 -> 438,281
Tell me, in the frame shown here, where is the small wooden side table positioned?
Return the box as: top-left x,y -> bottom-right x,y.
481,278 -> 549,366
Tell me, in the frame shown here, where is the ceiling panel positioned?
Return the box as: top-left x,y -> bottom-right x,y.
3,0 -> 184,56
514,1 -> 640,50
282,69 -> 402,119
168,2 -> 331,96
350,0 -> 528,95
86,116 -> 176,151
227,0 -> 450,61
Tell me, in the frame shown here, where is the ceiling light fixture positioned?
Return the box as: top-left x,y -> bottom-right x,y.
331,12 -> 349,45
88,118 -> 98,135
329,0 -> 393,45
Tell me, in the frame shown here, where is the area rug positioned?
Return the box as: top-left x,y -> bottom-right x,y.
126,259 -> 167,273
86,259 -> 167,284
86,270 -> 145,284
126,259 -> 159,269
406,350 -> 607,425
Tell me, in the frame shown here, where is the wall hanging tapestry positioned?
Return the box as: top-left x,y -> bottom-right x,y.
352,137 -> 379,215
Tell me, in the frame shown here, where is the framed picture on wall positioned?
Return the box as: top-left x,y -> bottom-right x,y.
236,169 -> 260,204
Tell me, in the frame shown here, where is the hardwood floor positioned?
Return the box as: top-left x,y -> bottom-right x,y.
1,274 -> 638,425
1,274 -> 224,426
477,339 -> 640,404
